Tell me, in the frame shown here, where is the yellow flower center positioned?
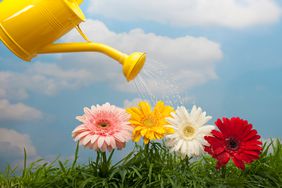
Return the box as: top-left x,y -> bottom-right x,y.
183,125 -> 195,138
143,116 -> 157,127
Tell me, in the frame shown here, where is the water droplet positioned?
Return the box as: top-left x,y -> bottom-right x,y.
131,58 -> 189,107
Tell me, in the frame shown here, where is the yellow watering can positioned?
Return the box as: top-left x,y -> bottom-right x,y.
0,0 -> 146,81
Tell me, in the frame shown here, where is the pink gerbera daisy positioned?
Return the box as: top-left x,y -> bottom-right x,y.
72,103 -> 133,152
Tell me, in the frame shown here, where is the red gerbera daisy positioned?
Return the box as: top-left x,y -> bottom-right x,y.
204,117 -> 262,170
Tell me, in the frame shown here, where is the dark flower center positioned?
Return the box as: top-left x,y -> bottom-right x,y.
226,138 -> 239,151
100,122 -> 108,127
97,120 -> 111,128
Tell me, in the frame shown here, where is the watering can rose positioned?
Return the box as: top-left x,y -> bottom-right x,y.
72,103 -> 133,152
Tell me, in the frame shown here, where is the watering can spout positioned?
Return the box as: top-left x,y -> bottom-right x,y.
38,43 -> 146,81
0,0 -> 146,81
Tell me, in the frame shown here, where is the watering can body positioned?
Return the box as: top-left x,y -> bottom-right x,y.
0,0 -> 146,81
0,0 -> 85,61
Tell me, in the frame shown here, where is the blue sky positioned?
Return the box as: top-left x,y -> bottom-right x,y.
1,0 -> 282,170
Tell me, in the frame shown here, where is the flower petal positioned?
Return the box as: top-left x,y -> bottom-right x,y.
74,131 -> 90,141
98,137 -> 105,148
243,130 -> 260,141
91,135 -> 99,144
133,133 -> 141,142
231,156 -> 245,170
109,136 -> 116,148
82,135 -> 92,145
216,152 -> 230,169
197,125 -> 215,136
72,125 -> 87,134
105,136 -> 111,145
139,101 -> 151,115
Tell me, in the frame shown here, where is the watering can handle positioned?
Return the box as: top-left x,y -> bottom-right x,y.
75,25 -> 91,42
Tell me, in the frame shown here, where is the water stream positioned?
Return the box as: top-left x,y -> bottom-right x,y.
130,58 -> 188,108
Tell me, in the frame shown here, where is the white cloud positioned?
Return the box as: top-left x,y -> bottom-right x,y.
0,128 -> 78,170
0,128 -> 37,169
0,99 -> 42,122
0,63 -> 98,100
0,128 -> 72,170
0,63 -> 94,122
62,20 -> 222,96
0,72 -> 29,100
88,0 -> 281,28
0,128 -> 37,156
25,63 -> 99,95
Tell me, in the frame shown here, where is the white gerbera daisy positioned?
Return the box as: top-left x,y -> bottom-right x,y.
165,105 -> 215,158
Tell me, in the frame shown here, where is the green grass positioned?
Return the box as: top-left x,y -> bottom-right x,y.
0,139 -> 281,188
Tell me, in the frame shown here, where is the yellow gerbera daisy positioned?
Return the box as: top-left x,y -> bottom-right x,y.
126,101 -> 174,144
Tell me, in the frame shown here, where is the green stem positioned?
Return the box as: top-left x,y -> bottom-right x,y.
22,148 -> 27,178
221,166 -> 227,178
107,149 -> 115,164
101,152 -> 108,177
102,152 -> 107,164
145,142 -> 150,160
185,156 -> 189,166
94,151 -> 100,176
